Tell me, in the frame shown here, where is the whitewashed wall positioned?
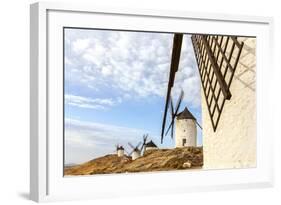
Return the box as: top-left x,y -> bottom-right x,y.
202,37 -> 256,169
175,119 -> 197,147
117,149 -> 124,157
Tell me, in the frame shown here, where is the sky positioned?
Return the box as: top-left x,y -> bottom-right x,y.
64,28 -> 202,165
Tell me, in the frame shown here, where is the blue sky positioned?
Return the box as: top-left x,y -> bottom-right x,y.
64,28 -> 202,165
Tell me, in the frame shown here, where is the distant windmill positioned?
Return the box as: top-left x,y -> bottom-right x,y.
163,90 -> 202,148
115,144 -> 125,157
128,142 -> 142,160
144,140 -> 158,152
139,134 -> 148,155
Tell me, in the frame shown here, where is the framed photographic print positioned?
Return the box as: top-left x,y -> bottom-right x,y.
30,2 -> 274,202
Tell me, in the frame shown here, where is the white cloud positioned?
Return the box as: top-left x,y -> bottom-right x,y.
171,36 -> 201,108
65,29 -> 201,108
101,65 -> 113,76
65,118 -> 154,164
64,57 -> 73,65
65,94 -> 116,110
72,38 -> 90,53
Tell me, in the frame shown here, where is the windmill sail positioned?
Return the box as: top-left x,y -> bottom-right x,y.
161,33 -> 183,143
165,90 -> 184,138
140,134 -> 148,153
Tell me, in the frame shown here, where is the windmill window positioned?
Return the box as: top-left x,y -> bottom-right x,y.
182,138 -> 187,146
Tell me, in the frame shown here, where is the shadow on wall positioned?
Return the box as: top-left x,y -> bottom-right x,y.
234,38 -> 256,92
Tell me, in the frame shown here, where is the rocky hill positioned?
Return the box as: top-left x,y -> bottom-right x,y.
64,146 -> 203,175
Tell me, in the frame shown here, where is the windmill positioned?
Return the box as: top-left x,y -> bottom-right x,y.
139,134 -> 148,155
160,33 -> 202,147
115,144 -> 125,157
144,140 -> 158,152
128,142 -> 142,160
163,90 -> 202,147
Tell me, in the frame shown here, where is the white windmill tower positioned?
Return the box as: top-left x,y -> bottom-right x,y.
175,107 -> 198,147
115,144 -> 125,157
128,142 -> 142,160
164,90 -> 202,147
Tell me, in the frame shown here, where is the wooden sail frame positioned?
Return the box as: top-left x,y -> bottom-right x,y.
191,34 -> 244,131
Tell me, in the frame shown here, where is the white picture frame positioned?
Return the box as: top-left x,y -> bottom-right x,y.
30,1 -> 274,202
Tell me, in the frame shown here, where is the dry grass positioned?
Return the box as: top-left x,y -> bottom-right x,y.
64,146 -> 203,176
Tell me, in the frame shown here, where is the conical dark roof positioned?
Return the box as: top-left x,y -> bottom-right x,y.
117,146 -> 124,150
145,140 -> 157,148
176,107 -> 196,120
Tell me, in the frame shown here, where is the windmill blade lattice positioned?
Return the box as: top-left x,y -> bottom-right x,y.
161,33 -> 183,143
195,120 -> 202,130
128,142 -> 142,152
140,134 -> 148,153
128,142 -> 134,149
165,90 -> 184,139
136,142 -> 142,150
174,90 -> 184,115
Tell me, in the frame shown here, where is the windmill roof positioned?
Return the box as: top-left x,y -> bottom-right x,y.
176,107 -> 196,120
117,146 -> 124,150
146,140 -> 157,148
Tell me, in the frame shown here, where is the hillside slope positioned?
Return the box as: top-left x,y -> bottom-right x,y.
64,146 -> 203,175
